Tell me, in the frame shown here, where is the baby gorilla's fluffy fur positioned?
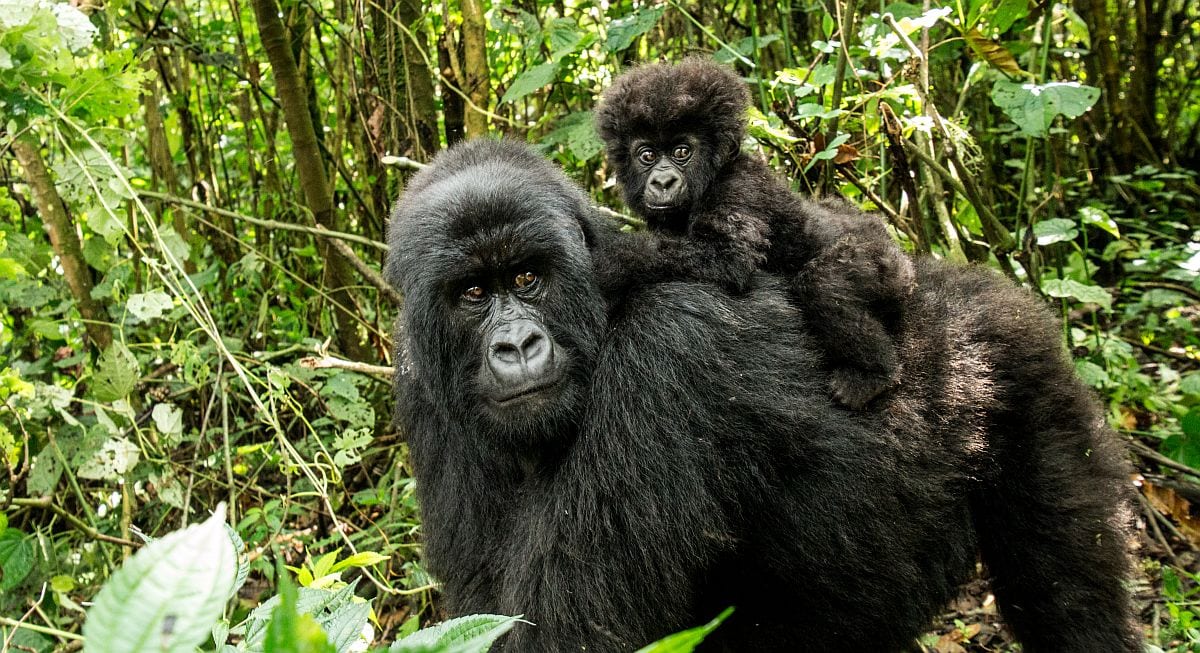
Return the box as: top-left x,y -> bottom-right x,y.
596,58 -> 914,408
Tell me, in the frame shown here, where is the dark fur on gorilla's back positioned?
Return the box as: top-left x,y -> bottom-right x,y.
385,139 -> 1140,652
595,59 -> 915,409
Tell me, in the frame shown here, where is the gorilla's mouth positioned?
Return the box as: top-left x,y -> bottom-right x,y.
489,375 -> 564,406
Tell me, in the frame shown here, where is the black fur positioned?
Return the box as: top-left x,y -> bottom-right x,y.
595,58 -> 915,409
385,139 -> 1139,652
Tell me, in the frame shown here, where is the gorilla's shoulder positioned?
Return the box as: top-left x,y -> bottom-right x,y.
610,275 -> 821,371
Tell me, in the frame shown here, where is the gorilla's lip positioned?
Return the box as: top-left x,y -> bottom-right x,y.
489,376 -> 564,406
643,203 -> 684,212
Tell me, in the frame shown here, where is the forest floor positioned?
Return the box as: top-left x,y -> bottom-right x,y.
921,526 -> 1179,652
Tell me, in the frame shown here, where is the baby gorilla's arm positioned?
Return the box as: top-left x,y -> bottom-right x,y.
594,211 -> 770,297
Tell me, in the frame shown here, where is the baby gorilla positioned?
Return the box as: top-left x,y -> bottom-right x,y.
596,58 -> 913,409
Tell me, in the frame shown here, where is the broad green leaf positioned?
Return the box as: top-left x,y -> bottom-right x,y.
263,577 -> 337,653
330,551 -> 389,573
93,342 -> 139,402
127,290 -> 173,322
500,61 -> 558,104
979,0 -> 1028,33
1074,360 -> 1110,389
26,443 -> 62,495
1033,218 -> 1078,245
1184,408 -> 1200,440
151,403 -> 183,438
1041,278 -> 1112,310
158,226 -> 191,266
0,528 -> 35,591
49,3 -> 97,52
1180,373 -> 1200,398
1079,206 -> 1119,238
990,81 -> 1100,138
636,607 -> 733,652
545,18 -> 593,61
747,107 -> 799,144
77,437 -> 139,480
605,6 -> 665,52
390,614 -> 523,653
82,506 -> 237,653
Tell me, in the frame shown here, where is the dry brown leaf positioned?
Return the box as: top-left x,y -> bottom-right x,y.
833,143 -> 860,165
965,28 -> 1023,76
1144,481 -> 1200,548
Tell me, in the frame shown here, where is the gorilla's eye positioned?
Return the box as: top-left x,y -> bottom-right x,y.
462,285 -> 488,302
513,271 -> 540,290
672,145 -> 691,160
637,148 -> 657,165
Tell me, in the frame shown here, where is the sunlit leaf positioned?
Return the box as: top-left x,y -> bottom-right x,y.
605,6 -> 665,52
500,61 -> 559,104
1041,278 -> 1112,310
83,506 -> 237,653
93,342 -> 139,402
991,81 -> 1100,138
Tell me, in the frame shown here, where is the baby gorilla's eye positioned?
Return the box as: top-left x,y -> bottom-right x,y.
513,271 -> 540,290
463,285 -> 487,302
672,145 -> 691,160
637,148 -> 657,165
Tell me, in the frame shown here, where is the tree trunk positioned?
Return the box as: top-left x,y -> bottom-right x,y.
460,0 -> 490,137
251,0 -> 366,360
11,137 -> 113,350
398,0 -> 439,158
439,32 -> 466,146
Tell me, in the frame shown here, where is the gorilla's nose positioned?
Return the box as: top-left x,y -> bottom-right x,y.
487,319 -> 555,387
648,171 -> 678,193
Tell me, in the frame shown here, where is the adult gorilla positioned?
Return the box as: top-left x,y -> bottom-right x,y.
384,139 -> 1139,652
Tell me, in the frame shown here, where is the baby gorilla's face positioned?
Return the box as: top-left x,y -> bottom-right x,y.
620,134 -> 718,232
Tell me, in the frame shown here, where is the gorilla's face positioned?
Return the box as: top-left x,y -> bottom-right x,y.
387,155 -> 605,443
616,132 -> 723,234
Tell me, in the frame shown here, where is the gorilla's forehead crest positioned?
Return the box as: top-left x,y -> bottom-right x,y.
385,139 -> 590,285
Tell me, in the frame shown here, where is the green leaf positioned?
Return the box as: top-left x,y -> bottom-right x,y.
93,342 -> 139,402
0,528 -> 35,591
542,111 -> 604,160
1181,374 -> 1200,398
82,506 -> 237,653
263,576 -> 337,653
605,6 -> 665,52
151,403 -> 183,438
1041,278 -> 1112,310
1074,360 -> 1110,389
49,3 -> 97,52
126,290 -> 173,322
1033,218 -> 1079,246
545,18 -> 593,61
500,61 -> 559,104
990,81 -> 1100,138
1079,206 -> 1119,238
636,607 -> 733,652
77,436 -> 140,480
390,614 -> 523,653
330,551 -> 389,573
1184,408 -> 1200,440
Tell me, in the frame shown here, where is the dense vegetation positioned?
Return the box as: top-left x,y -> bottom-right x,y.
0,0 -> 1197,649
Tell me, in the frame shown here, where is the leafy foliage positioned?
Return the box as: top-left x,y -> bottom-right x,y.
0,0 -> 1196,648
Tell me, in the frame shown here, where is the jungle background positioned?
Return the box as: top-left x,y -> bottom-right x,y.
1,0 -> 1199,649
